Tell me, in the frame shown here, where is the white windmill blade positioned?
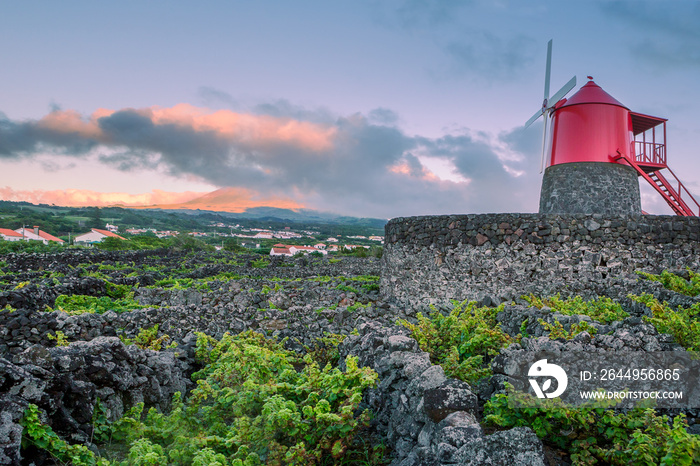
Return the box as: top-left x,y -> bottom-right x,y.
547,75 -> 577,109
543,39 -> 552,104
524,108 -> 545,129
540,111 -> 549,173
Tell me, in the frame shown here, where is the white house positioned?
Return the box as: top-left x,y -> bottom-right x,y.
342,244 -> 370,251
74,228 -> 126,245
270,247 -> 293,256
269,244 -> 327,256
14,226 -> 65,245
289,245 -> 326,255
0,228 -> 24,241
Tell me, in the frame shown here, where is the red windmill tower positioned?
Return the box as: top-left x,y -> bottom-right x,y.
526,40 -> 699,216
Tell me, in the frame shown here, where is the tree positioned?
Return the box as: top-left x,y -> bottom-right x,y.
223,238 -> 244,252
97,236 -> 129,250
89,208 -> 103,229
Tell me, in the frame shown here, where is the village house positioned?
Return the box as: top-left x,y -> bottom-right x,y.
14,226 -> 65,245
290,245 -> 326,255
274,231 -> 303,239
342,244 -> 370,251
270,246 -> 293,256
0,228 -> 24,241
74,228 -> 126,245
125,228 -> 150,235
269,244 -> 328,257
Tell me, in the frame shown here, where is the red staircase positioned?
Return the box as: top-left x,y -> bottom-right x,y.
614,112 -> 700,216
616,153 -> 699,216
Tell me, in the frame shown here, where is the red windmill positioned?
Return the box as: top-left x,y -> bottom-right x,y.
526,40 -> 699,216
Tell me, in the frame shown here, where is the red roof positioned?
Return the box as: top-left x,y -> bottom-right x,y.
37,230 -> 65,243
630,111 -> 667,136
271,247 -> 292,254
16,228 -> 65,243
560,80 -> 628,110
92,228 -> 126,240
0,228 -> 23,237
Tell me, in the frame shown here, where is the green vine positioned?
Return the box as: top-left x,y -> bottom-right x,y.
20,404 -> 108,466
485,387 -> 700,465
398,300 -> 512,384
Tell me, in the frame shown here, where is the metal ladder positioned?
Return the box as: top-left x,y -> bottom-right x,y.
614,153 -> 699,216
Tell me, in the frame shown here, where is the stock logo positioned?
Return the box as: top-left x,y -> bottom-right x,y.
528,359 -> 568,399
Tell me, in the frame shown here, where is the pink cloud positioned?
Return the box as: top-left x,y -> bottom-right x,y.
36,109 -> 103,139
0,187 -> 205,207
34,104 -> 336,153
0,186 -> 304,213
389,160 -> 440,181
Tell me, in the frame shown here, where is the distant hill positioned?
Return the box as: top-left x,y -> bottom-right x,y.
127,187 -> 387,229
127,187 -> 304,213
0,197 -> 387,237
167,206 -> 387,228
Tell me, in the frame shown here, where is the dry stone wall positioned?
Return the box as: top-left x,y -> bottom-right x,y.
338,322 -> 546,466
381,213 -> 700,308
539,162 -> 641,215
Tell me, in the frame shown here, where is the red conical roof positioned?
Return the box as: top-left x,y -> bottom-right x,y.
560,79 -> 628,110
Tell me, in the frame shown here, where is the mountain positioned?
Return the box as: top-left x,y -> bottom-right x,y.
127,187 -> 303,213
129,188 -> 387,228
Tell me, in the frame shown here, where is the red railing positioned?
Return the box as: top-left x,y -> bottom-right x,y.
634,141 -> 666,166
662,166 -> 700,216
615,152 -> 699,216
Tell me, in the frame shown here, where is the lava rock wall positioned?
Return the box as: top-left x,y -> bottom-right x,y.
339,322 -> 546,466
539,162 -> 641,215
382,213 -> 700,308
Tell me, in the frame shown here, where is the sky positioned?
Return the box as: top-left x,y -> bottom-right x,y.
2,0 -> 699,219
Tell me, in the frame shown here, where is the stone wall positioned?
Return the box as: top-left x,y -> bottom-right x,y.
0,338 -> 191,465
539,162 -> 641,215
381,213 -> 700,308
338,322 -> 546,466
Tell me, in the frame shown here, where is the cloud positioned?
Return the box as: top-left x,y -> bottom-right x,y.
368,107 -> 400,126
0,187 -> 207,207
0,103 -> 541,217
0,186 -> 304,213
197,86 -> 239,109
601,1 -> 700,69
444,32 -> 537,79
0,111 -> 97,158
392,0 -> 470,29
370,0 -> 536,80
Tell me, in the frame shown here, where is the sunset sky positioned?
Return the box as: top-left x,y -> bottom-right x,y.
2,1 -> 699,218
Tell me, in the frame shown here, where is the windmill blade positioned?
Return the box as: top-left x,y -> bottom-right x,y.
547,75 -> 577,109
540,110 -> 549,173
524,108 -> 545,129
543,39 -> 552,102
